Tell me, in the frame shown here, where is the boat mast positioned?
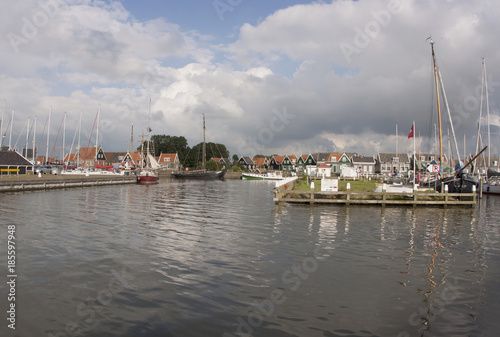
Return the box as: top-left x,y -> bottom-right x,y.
202,113 -> 206,170
431,40 -> 444,169
96,104 -> 100,165
46,107 -> 51,164
78,111 -> 82,167
147,99 -> 151,169
62,112 -> 66,165
485,59 -> 491,167
0,100 -> 4,149
25,117 -> 30,158
9,110 -> 15,151
130,123 -> 134,154
32,116 -> 37,164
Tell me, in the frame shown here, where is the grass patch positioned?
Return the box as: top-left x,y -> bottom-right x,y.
294,178 -> 377,192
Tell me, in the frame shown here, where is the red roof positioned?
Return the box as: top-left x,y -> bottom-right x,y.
253,157 -> 266,166
318,163 -> 331,168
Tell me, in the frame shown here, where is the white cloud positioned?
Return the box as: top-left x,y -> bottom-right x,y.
1,0 -> 499,158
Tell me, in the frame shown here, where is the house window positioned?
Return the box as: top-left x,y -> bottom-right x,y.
420,156 -> 425,161
392,157 -> 399,163
331,156 -> 337,162
430,156 -> 435,161
164,158 -> 171,162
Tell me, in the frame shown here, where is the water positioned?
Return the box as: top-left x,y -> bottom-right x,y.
1,180 -> 499,337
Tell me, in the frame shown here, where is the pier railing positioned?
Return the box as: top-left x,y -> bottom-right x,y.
273,188 -> 476,207
0,176 -> 136,192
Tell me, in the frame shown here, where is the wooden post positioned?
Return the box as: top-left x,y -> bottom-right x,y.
310,182 -> 315,205
346,183 -> 351,206
444,184 -> 448,208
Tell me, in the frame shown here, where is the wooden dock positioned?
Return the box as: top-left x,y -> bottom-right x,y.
0,176 -> 136,193
272,179 -> 476,207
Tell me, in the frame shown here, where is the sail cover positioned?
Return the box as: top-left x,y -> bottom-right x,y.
148,153 -> 161,169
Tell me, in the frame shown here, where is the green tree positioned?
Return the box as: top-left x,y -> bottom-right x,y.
184,142 -> 230,168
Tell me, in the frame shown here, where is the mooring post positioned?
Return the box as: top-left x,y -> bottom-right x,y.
346,182 -> 351,205
310,182 -> 315,205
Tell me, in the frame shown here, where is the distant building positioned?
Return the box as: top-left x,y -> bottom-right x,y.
282,155 -> 297,173
376,153 -> 411,175
317,163 -> 332,177
326,153 -> 351,175
238,156 -> 255,170
296,154 -> 317,174
252,157 -> 268,169
351,156 -> 376,175
268,155 -> 285,171
160,153 -> 180,170
0,150 -> 34,175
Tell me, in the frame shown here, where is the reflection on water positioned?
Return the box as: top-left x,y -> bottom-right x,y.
0,180 -> 499,337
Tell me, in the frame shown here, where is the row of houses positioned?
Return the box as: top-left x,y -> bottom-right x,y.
60,147 -> 182,170
236,152 -> 449,177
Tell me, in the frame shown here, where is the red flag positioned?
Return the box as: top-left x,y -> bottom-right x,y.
408,124 -> 414,139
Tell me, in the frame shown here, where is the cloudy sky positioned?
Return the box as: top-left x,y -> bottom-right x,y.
1,0 -> 499,159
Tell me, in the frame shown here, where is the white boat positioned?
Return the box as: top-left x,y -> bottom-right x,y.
483,178 -> 500,196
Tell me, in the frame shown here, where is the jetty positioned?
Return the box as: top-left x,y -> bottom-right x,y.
0,175 -> 136,193
273,177 -> 477,207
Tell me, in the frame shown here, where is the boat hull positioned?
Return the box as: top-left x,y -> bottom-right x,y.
172,170 -> 226,180
136,171 -> 159,184
436,176 -> 477,193
483,182 -> 500,195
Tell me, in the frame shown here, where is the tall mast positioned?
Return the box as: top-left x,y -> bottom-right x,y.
25,117 -> 30,158
147,99 -> 151,168
202,113 -> 206,170
32,116 -> 37,164
9,110 -> 15,151
0,100 -> 5,149
395,123 -> 398,157
62,112 -> 66,164
46,107 -> 51,164
78,111 -> 82,167
96,104 -> 100,163
431,40 -> 444,168
485,59 -> 491,167
130,123 -> 134,154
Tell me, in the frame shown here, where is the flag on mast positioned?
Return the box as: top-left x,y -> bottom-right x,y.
408,124 -> 414,139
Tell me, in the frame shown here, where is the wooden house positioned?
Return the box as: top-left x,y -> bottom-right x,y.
326,153 -> 351,175
376,153 -> 411,175
269,155 -> 285,171
351,156 -> 376,175
238,156 -> 256,170
282,155 -> 297,173
159,153 -> 180,170
296,154 -> 317,174
0,150 -> 34,175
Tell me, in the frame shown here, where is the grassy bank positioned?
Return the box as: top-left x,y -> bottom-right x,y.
294,178 -> 377,192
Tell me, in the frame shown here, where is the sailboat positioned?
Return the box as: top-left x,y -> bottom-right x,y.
172,114 -> 226,180
428,39 -> 479,193
136,99 -> 159,184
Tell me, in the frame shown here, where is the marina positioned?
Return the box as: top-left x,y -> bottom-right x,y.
1,179 -> 499,336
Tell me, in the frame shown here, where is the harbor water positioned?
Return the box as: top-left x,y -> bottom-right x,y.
1,180 -> 499,336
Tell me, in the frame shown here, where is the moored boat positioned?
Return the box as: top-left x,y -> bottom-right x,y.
483,177 -> 500,196
172,114 -> 225,181
136,99 -> 159,185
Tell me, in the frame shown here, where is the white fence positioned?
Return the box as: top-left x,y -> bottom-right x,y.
275,176 -> 298,188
